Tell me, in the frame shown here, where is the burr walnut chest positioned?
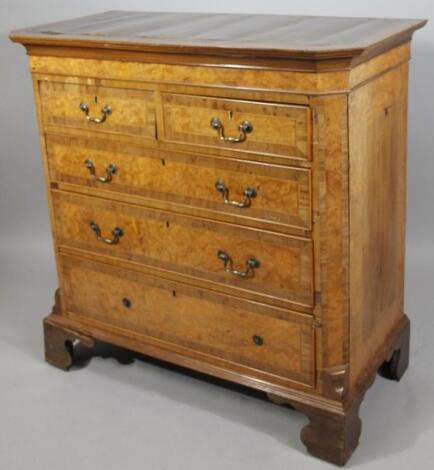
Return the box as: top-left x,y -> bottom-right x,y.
10,11 -> 426,465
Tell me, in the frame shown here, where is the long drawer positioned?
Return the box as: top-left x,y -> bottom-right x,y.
46,134 -> 312,232
161,93 -> 311,160
52,191 -> 314,310
61,254 -> 315,387
38,79 -> 156,139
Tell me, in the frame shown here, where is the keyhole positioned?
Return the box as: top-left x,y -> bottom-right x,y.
94,96 -> 98,104
228,110 -> 233,120
161,159 -> 166,166
172,290 -> 176,297
166,221 -> 170,228
252,335 -> 264,346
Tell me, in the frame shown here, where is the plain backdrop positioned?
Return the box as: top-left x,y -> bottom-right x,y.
0,1 -> 433,470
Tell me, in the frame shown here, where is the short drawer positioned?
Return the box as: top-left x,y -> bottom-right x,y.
46,134 -> 312,231
61,255 -> 315,386
161,93 -> 311,160
52,191 -> 314,310
38,79 -> 155,139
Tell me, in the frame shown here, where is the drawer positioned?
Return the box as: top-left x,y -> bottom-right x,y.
161,94 -> 311,160
46,134 -> 312,232
61,255 -> 315,386
38,79 -> 155,139
52,191 -> 314,310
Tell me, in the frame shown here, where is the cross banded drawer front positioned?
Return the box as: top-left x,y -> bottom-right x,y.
52,191 -> 314,310
46,135 -> 312,231
161,94 -> 311,160
38,80 -> 156,139
61,255 -> 315,386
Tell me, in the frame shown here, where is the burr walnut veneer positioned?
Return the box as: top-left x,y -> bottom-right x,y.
10,12 -> 426,465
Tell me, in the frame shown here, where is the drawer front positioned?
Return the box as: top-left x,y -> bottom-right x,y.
52,191 -> 314,310
61,255 -> 315,386
38,80 -> 155,139
161,94 -> 311,160
46,134 -> 312,231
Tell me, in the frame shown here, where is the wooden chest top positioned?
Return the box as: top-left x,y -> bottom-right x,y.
10,11 -> 426,62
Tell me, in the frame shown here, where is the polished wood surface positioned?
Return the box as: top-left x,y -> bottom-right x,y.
61,255 -> 315,386
348,63 -> 409,388
11,11 -> 426,466
160,93 -> 310,160
39,79 -> 156,139
46,134 -> 312,232
26,41 -> 412,97
51,190 -> 314,310
310,94 -> 350,399
10,11 -> 426,62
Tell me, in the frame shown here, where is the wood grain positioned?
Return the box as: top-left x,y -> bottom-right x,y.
30,57 -> 350,95
51,190 -> 314,311
309,94 -> 350,400
45,133 -> 312,232
295,395 -> 363,466
26,40 -> 414,98
350,41 -> 411,89
39,79 -> 155,139
61,254 -> 315,385
10,11 -> 426,62
160,93 -> 310,160
348,63 -> 409,388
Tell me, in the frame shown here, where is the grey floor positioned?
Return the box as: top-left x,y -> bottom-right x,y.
1,238 -> 433,470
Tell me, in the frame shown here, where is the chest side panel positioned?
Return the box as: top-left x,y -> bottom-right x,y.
348,63 -> 409,389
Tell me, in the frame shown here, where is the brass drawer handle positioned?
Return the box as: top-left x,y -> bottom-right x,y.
210,117 -> 253,143
217,250 -> 260,278
84,159 -> 117,183
215,180 -> 257,208
89,222 -> 123,245
79,102 -> 112,123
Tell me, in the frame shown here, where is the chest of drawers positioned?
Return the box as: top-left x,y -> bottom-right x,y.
10,12 -> 426,465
